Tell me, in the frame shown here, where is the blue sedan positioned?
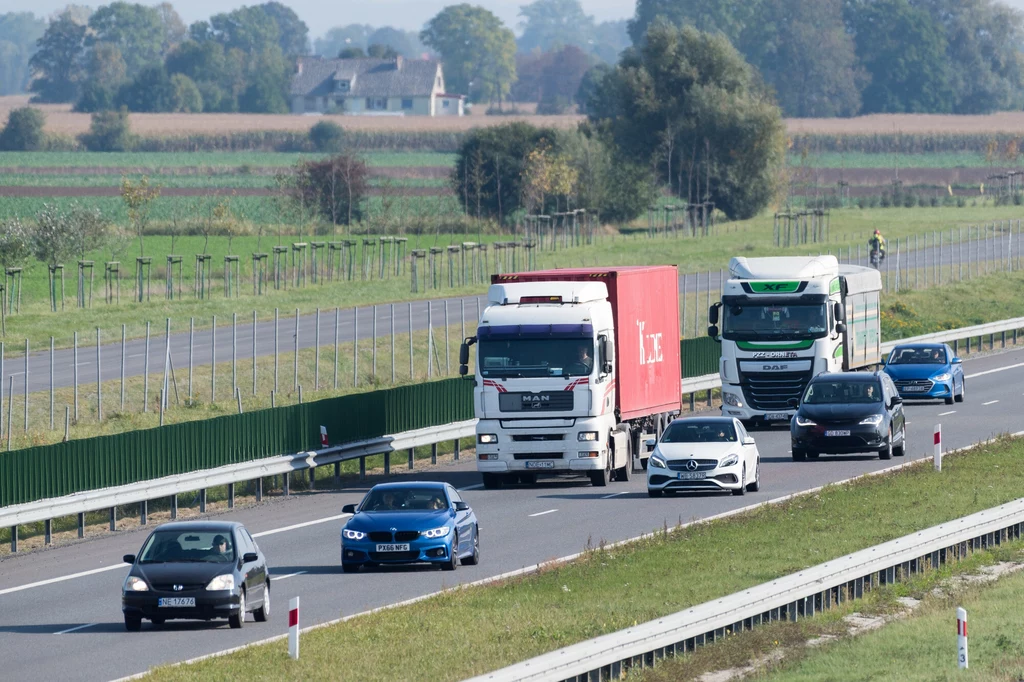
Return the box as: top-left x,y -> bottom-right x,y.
883,343 -> 965,405
340,482 -> 479,573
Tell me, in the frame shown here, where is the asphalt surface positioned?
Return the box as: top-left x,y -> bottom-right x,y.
2,233 -> 1013,399
1,344 -> 1023,682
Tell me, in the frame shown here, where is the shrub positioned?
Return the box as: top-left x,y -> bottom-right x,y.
0,106 -> 46,151
291,152 -> 369,225
79,108 -> 133,152
536,93 -> 570,115
309,120 -> 345,152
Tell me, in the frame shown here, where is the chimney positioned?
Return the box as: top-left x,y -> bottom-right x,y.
296,59 -> 303,75
393,55 -> 403,70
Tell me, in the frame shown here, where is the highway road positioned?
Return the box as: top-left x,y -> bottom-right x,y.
1,345 -> 1023,681
1,232 -> 1014,400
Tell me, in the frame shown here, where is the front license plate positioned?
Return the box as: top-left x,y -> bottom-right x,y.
825,430 -> 851,437
677,471 -> 706,480
903,386 -> 928,392
765,413 -> 790,421
526,460 -> 555,469
158,597 -> 195,608
375,543 -> 410,552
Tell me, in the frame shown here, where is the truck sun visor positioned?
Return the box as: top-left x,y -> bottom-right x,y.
476,323 -> 594,340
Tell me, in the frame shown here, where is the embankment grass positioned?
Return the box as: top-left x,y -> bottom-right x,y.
137,435 -> 1024,681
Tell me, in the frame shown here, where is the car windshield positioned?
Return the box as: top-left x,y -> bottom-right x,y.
138,530 -> 236,563
478,339 -> 594,378
888,346 -> 946,365
661,422 -> 737,443
360,487 -> 448,512
722,303 -> 829,341
803,380 -> 882,404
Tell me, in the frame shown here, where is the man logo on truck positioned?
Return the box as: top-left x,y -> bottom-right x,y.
522,395 -> 549,403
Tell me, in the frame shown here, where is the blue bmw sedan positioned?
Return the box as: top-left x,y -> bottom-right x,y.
883,343 -> 965,405
340,482 -> 479,572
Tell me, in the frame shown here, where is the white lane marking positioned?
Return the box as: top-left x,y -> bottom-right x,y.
601,491 -> 628,499
1,513 -> 354,597
114,430 -> 1024,682
271,571 -> 306,582
966,362 -> 1024,379
528,509 -> 558,517
458,484 -> 484,491
54,623 -> 97,635
983,400 -> 1000,406
938,410 -> 956,416
0,564 -> 125,597
251,513 -> 350,538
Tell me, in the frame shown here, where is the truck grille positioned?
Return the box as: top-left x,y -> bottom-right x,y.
513,452 -> 563,459
499,392 -> 575,412
511,434 -> 564,442
741,370 -> 812,411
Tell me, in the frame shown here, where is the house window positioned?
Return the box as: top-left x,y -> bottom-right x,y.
304,97 -> 316,111
366,97 -> 387,110
401,98 -> 413,110
336,80 -> 350,92
442,100 -> 449,108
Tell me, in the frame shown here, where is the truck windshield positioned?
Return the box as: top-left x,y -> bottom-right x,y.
723,303 -> 828,340
478,339 -> 594,378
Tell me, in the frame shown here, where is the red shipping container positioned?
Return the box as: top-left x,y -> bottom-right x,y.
492,266 -> 681,420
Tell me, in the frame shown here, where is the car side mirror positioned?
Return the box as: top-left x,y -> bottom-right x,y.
787,397 -> 799,408
952,357 -> 962,364
602,361 -> 613,374
644,438 -> 656,449
707,324 -> 719,338
459,342 -> 470,366
743,436 -> 755,445
342,503 -> 357,514
835,322 -> 847,334
243,552 -> 259,563
454,501 -> 470,511
123,554 -> 136,565
833,300 -> 845,322
708,303 -> 719,324
890,396 -> 903,407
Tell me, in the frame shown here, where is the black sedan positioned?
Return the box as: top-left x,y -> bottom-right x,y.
790,371 -> 907,461
121,521 -> 270,631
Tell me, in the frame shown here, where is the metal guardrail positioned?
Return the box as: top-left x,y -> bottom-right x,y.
0,420 -> 476,543
680,316 -> 1024,396
470,496 -> 1024,682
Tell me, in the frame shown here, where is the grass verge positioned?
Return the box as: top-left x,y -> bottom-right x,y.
135,435 -> 1024,681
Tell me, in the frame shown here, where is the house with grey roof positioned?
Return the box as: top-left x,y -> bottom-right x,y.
290,56 -> 465,116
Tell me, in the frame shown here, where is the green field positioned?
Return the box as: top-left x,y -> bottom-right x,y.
789,152 -> 1002,169
136,434 -> 1024,682
0,174 -> 448,188
0,151 -> 456,169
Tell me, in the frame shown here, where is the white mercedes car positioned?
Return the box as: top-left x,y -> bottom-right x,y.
646,417 -> 761,497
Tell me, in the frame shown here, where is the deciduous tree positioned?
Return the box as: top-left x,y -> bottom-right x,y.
29,15 -> 87,102
421,5 -> 517,102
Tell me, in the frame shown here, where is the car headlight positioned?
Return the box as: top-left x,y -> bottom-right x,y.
931,373 -> 951,382
342,528 -> 366,541
478,433 -> 498,444
795,415 -> 816,427
649,452 -> 667,469
723,392 -> 743,407
422,526 -> 451,539
719,454 -> 739,468
577,431 -> 599,442
859,414 -> 884,426
205,574 -> 235,591
124,576 -> 149,592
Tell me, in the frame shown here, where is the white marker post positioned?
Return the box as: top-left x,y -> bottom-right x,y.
320,425 -> 329,448
934,424 -> 942,472
957,607 -> 968,669
288,596 -> 300,660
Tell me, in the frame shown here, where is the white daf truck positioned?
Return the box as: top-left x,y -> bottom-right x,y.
708,255 -> 882,427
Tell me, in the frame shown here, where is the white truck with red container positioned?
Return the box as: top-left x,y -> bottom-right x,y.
459,266 -> 682,488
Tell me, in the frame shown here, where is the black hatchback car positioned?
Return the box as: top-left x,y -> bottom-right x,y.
121,521 -> 270,631
790,371 -> 906,461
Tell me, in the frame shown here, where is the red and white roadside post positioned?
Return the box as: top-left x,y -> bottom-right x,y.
934,424 -> 942,472
289,596 -> 300,660
320,425 -> 329,448
957,607 -> 968,669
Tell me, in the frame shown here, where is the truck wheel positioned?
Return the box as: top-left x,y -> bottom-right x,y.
482,473 -> 503,490
518,473 -> 537,485
590,465 -> 609,487
791,448 -> 807,461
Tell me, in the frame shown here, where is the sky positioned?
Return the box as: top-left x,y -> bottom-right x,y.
13,0 -> 634,38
